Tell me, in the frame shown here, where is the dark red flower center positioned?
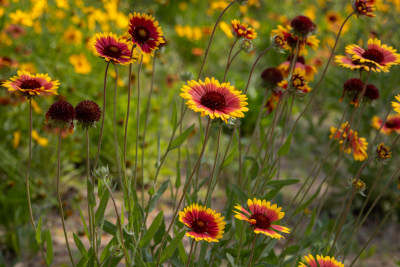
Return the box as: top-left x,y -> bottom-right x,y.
290,15 -> 316,36
250,214 -> 271,229
328,14 -> 338,22
344,78 -> 364,93
200,91 -> 226,110
104,45 -> 122,58
20,79 -> 41,89
133,26 -> 150,43
362,48 -> 384,63
192,219 -> 208,233
385,118 -> 400,129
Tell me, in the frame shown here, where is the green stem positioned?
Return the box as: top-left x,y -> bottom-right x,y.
156,118 -> 212,267
56,129 -> 75,266
134,55 -> 144,194
223,37 -> 239,82
94,61 -> 111,169
248,234 -> 257,267
204,125 -> 222,205
186,240 -> 196,267
113,64 -> 122,184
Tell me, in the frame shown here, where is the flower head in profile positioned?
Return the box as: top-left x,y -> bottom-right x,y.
271,25 -> 319,56
372,115 -> 400,135
179,203 -> 226,242
290,15 -> 317,39
277,55 -> 317,81
128,12 -> 165,54
234,198 -> 290,239
45,101 -> 75,133
352,0 -> 376,18
298,254 -> 344,267
271,32 -> 288,53
180,77 -> 249,123
335,54 -> 367,71
345,38 -> 400,72
364,84 -> 380,102
278,72 -> 311,95
330,122 -> 368,161
2,70 -> 59,97
340,78 -> 364,104
376,143 -> 391,160
89,33 -> 137,65
392,94 -> 400,114
75,100 -> 102,130
231,19 -> 257,39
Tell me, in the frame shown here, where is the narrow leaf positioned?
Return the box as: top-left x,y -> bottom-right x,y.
44,230 -> 53,266
278,134 -> 292,156
36,216 -> 42,245
169,124 -> 195,151
140,211 -> 164,248
171,101 -> 178,131
148,180 -> 169,212
95,189 -> 110,223
73,233 -> 87,255
160,231 -> 185,264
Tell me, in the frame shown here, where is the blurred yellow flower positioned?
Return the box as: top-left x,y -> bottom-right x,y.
179,1 -> 188,11
32,130 -> 48,147
9,10 -> 34,27
56,0 -> 69,10
110,71 -> 125,87
304,5 -> 317,21
175,25 -> 202,41
13,130 -> 21,149
325,11 -> 350,34
19,62 -> 36,73
69,54 -> 92,74
63,27 -> 82,45
30,0 -> 48,19
31,99 -> 42,114
219,21 -> 233,39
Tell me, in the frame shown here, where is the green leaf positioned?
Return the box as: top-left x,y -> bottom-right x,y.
148,180 -> 169,212
87,179 -> 96,207
77,204 -> 90,239
36,216 -> 43,245
44,230 -> 53,266
293,187 -> 321,216
155,131 -> 161,169
140,211 -> 164,248
159,231 -> 185,264
265,179 -> 299,187
73,233 -> 87,255
305,209 -> 316,236
95,189 -> 110,223
178,236 -> 188,264
277,134 -> 292,156
169,124 -> 195,151
171,101 -> 178,131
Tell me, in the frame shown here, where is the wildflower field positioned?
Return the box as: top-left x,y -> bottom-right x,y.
2,0 -> 400,266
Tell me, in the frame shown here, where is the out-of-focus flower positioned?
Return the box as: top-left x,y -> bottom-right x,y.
175,25 -> 203,41
180,77 -> 249,123
5,24 -> 26,38
340,78 -> 364,104
63,27 -> 82,45
298,255 -> 344,267
325,11 -> 350,34
351,178 -> 366,196
231,19 -> 257,39
69,54 -> 92,74
75,100 -> 102,130
278,72 -> 311,95
179,203 -> 226,242
239,38 -> 253,53
364,84 -> 379,102
128,12 -> 165,54
219,21 -> 234,39
271,32 -> 288,53
261,67 -> 283,90
392,94 -> 400,114
9,10 -> 34,27
335,54 -> 368,71
345,38 -> 400,72
0,56 -> 18,69
2,70 -> 59,97
271,25 -> 319,56
265,91 -> 282,114
277,55 -> 317,81
290,15 -> 317,39
376,143 -> 391,160
89,33 -> 137,65
56,0 -> 69,9
372,114 -> 400,134
31,99 -> 42,114
32,130 -> 48,147
13,130 -> 21,148
45,101 -> 75,133
18,62 -> 36,73
352,0 -> 376,17
330,122 -> 368,161
234,198 -> 290,239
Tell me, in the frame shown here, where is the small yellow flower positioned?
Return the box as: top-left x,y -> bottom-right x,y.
32,130 -> 49,147
13,130 -> 21,149
392,94 -> 400,114
69,54 -> 92,74
63,27 -> 82,45
9,10 -> 34,27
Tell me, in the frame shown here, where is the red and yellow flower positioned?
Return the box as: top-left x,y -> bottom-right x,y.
330,122 -> 368,161
179,204 -> 226,242
278,72 -> 311,95
277,55 -> 317,81
298,254 -> 344,267
89,33 -> 137,65
180,77 -> 249,123
392,94 -> 400,114
271,25 -> 319,56
234,198 -> 290,239
345,38 -> 400,72
128,12 -> 165,54
231,19 -> 257,39
2,70 -> 59,97
335,54 -> 368,71
352,0 -> 376,17
372,114 -> 400,134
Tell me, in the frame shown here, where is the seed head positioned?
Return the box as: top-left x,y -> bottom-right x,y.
75,100 -> 102,130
